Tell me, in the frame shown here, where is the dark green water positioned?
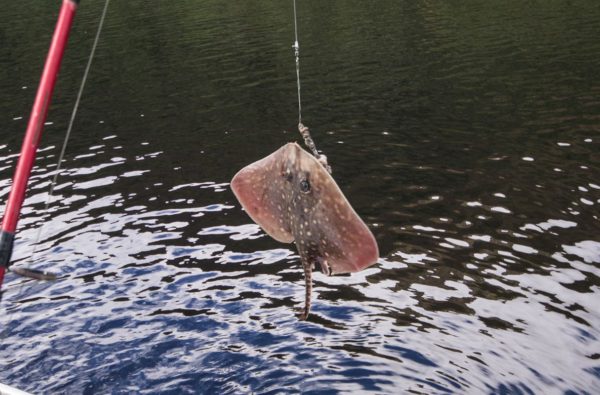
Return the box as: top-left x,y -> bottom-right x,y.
1,1 -> 599,393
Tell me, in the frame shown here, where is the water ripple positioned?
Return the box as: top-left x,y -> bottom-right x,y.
1,0 -> 599,393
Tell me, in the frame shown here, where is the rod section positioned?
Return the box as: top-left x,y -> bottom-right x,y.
0,0 -> 79,288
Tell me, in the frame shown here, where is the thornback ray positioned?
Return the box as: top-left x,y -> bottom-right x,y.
231,142 -> 379,320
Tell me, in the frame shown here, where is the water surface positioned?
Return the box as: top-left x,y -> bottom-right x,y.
1,1 -> 599,393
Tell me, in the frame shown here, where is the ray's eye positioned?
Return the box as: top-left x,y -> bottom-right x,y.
300,178 -> 311,193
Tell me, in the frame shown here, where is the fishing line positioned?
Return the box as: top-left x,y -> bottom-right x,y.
292,0 -> 302,125
1,0 -> 110,338
22,0 -> 110,269
291,0 -> 331,173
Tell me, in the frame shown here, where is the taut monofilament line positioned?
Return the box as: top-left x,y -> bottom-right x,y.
0,0 -> 110,294
291,0 -> 330,173
292,0 -> 302,126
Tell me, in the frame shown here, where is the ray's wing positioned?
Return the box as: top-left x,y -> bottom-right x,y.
230,145 -> 294,243
296,146 -> 379,274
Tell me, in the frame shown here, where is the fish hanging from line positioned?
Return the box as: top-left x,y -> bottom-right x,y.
231,142 -> 379,320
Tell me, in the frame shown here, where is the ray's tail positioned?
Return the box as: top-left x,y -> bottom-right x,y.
299,260 -> 313,320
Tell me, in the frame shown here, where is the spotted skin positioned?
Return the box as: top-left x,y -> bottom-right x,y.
231,142 -> 379,319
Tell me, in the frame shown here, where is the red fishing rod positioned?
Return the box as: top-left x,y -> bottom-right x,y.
0,0 -> 80,291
